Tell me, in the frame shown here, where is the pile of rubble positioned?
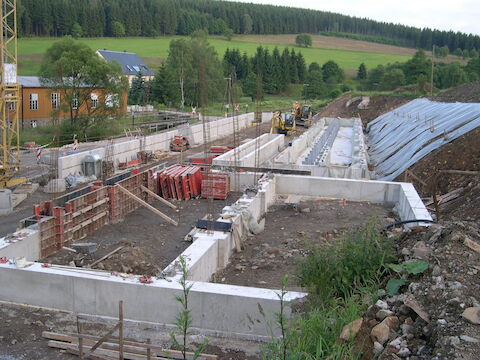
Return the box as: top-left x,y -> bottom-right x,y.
340,221 -> 480,359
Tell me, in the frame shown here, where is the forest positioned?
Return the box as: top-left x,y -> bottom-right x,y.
18,0 -> 480,52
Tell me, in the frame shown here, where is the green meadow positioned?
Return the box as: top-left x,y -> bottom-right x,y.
18,35 -> 411,76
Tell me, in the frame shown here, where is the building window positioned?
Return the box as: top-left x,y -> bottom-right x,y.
51,93 -> 60,109
30,120 -> 37,128
72,94 -> 78,110
8,102 -> 15,111
29,93 -> 38,110
91,93 -> 98,109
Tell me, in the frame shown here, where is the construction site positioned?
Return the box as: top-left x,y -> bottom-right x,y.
1,2 -> 480,360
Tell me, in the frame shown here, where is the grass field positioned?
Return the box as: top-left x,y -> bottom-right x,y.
18,34 -> 415,76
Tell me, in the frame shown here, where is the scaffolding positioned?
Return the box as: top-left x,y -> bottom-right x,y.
0,0 -> 22,187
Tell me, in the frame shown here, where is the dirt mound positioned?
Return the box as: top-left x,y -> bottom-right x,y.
347,222 -> 480,359
385,222 -> 480,359
430,82 -> 480,103
317,93 -> 413,126
397,127 -> 480,222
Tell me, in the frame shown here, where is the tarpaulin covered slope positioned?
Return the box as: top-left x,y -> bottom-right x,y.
366,98 -> 480,181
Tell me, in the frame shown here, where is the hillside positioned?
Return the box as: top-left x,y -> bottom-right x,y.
18,35 -> 414,76
18,0 -> 480,53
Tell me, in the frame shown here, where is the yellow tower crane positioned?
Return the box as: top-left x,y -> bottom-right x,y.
0,0 -> 24,187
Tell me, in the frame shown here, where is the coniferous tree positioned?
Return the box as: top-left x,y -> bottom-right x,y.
357,63 -> 367,80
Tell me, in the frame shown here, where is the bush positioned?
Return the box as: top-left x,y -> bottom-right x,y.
296,220 -> 394,304
295,34 -> 312,48
329,89 -> 342,99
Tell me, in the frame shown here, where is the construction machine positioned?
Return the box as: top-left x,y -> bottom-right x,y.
270,110 -> 296,135
292,101 -> 312,128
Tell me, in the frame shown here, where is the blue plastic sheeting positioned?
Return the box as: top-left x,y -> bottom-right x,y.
366,98 -> 480,181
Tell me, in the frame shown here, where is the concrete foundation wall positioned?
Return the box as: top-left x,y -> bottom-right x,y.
58,113 -> 273,178
0,228 -> 40,261
0,263 -> 304,339
165,175 -> 276,284
272,117 -> 371,180
213,134 -> 284,168
0,173 -> 431,339
274,119 -> 325,164
275,175 -> 432,226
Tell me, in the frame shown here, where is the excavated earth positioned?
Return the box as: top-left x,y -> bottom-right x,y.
316,93 -> 414,126
348,222 -> 480,360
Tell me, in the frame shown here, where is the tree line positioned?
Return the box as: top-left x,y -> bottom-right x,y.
18,0 -> 480,52
358,50 -> 480,91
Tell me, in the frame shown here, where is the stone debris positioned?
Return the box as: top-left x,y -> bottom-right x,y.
339,318 -> 363,341
358,221 -> 480,359
462,307 -> 480,325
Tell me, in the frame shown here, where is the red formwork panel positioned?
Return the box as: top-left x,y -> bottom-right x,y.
201,172 -> 230,200
179,167 -> 191,201
189,153 -> 216,165
154,164 -> 207,200
173,167 -> 185,200
164,165 -> 179,199
157,165 -> 175,198
210,145 -> 234,154
187,166 -> 202,198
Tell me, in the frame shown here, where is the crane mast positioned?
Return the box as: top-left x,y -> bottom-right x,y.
0,0 -> 21,187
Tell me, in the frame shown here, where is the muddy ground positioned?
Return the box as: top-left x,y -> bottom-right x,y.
43,195 -> 239,275
212,199 -> 395,290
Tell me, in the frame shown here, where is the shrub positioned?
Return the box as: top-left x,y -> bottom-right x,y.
296,220 -> 394,304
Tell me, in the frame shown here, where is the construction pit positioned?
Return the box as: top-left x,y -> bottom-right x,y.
0,110 -> 435,359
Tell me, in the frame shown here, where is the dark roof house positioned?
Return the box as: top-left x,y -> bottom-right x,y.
96,50 -> 155,79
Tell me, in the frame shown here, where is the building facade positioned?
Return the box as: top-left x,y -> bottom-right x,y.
16,76 -> 127,128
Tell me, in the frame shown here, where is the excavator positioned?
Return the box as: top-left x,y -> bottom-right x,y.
292,101 -> 312,128
270,110 -> 296,135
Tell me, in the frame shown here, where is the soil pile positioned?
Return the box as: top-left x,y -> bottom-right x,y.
345,222 -> 480,360
430,82 -> 480,103
317,94 -> 413,126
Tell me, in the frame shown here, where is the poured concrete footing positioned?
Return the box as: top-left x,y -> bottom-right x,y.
0,173 -> 432,340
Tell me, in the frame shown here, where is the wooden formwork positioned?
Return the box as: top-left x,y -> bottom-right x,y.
34,169 -> 160,258
64,187 -> 111,243
112,170 -> 154,221
39,216 -> 57,258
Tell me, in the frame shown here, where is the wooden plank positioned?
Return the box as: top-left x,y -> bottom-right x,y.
116,185 -> 178,226
49,340 -> 162,360
72,198 -> 110,218
405,169 -> 427,187
140,186 -> 177,209
119,301 -> 124,360
66,347 -> 115,360
87,323 -> 120,355
89,246 -> 124,268
43,332 -> 217,360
